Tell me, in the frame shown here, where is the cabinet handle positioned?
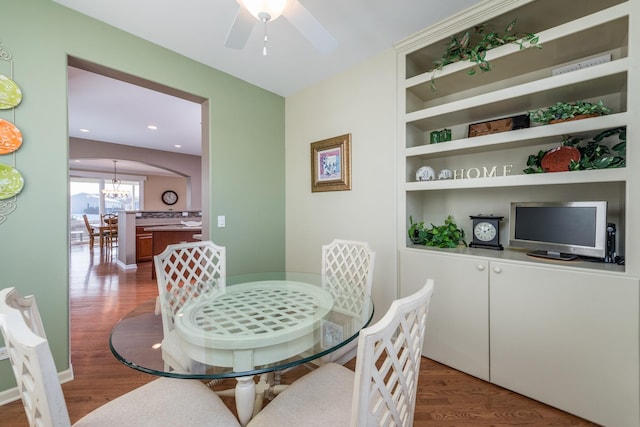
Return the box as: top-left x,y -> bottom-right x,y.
477,265 -> 485,271
493,266 -> 502,274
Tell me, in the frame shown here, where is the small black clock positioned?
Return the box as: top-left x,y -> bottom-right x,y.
161,190 -> 178,206
469,215 -> 504,250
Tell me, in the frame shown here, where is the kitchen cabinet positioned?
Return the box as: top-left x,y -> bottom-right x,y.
147,226 -> 201,279
136,226 -> 153,262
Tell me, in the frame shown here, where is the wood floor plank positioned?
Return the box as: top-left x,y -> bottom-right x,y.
0,244 -> 597,426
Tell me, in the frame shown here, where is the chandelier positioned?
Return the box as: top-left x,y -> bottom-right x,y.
102,160 -> 129,201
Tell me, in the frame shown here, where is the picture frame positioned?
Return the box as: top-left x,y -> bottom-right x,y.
311,133 -> 351,192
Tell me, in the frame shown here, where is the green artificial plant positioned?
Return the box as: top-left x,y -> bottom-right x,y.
528,100 -> 611,125
409,215 -> 467,248
430,19 -> 540,90
523,127 -> 626,174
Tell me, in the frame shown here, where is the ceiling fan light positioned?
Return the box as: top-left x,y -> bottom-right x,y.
240,0 -> 286,22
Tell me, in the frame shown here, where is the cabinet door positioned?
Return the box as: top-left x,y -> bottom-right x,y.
400,250 -> 489,380
136,228 -> 153,262
490,262 -> 639,427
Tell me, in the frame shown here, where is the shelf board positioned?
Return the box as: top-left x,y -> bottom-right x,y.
405,168 -> 627,191
402,0 -> 626,78
401,246 -> 626,274
405,112 -> 629,158
405,3 -> 630,102
405,59 -> 629,131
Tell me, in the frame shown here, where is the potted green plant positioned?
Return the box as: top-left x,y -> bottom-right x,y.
523,127 -> 626,173
408,216 -> 427,244
408,215 -> 466,248
430,19 -> 540,90
528,100 -> 611,125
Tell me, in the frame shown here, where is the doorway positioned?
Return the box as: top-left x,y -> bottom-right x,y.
67,57 -> 210,244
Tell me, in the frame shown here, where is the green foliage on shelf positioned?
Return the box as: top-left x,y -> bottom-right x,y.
409,215 -> 467,248
528,100 -> 612,125
430,19 -> 540,90
523,149 -> 547,174
523,127 -> 626,174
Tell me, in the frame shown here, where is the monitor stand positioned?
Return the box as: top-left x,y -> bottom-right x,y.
527,250 -> 577,261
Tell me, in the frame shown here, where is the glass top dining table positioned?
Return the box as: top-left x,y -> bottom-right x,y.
109,271 -> 374,426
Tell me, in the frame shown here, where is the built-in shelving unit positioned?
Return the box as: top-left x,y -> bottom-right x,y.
397,0 -> 635,275
395,1 -> 639,425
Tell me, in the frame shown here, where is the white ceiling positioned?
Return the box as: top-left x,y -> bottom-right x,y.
68,66 -> 202,177
61,0 -> 482,173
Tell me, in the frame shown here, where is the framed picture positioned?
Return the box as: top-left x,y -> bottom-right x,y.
311,134 -> 351,192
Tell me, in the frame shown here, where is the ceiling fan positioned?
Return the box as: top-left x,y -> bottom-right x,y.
225,0 -> 338,55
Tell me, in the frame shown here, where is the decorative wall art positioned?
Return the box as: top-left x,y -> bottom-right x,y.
0,74 -> 22,109
0,40 -> 23,224
0,119 -> 22,154
0,163 -> 24,199
311,133 -> 351,192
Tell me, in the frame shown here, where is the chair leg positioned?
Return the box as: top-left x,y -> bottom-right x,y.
106,233 -> 115,251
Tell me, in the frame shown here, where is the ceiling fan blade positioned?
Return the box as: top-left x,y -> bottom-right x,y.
284,0 -> 338,54
224,6 -> 256,49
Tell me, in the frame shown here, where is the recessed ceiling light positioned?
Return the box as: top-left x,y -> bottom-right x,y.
174,144 -> 182,148
147,125 -> 158,130
79,128 -> 90,132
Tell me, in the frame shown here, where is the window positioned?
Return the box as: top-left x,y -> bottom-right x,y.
102,178 -> 140,212
70,176 -> 142,239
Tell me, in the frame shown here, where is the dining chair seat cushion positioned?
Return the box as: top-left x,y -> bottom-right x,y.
74,377 -> 240,427
248,363 -> 354,427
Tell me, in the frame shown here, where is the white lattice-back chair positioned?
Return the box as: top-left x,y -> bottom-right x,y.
0,287 -> 240,427
248,279 -> 434,427
321,239 -> 375,365
154,240 -> 226,373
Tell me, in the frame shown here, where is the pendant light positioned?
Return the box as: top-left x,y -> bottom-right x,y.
102,160 -> 129,200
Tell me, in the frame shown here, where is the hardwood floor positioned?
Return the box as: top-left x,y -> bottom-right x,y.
1,244 -> 597,426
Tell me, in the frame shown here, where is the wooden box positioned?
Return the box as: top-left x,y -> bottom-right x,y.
468,114 -> 530,138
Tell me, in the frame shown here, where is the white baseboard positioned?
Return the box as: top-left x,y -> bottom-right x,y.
0,366 -> 74,406
116,259 -> 137,270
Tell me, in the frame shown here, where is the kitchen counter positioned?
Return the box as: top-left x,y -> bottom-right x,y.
144,225 -> 202,232
116,211 -> 203,269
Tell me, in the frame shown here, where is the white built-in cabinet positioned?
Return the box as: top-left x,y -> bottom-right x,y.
396,0 -> 640,425
401,248 -> 639,426
400,250 -> 489,381
490,262 -> 638,427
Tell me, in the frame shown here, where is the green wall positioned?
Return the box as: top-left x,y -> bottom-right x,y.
0,0 -> 285,392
